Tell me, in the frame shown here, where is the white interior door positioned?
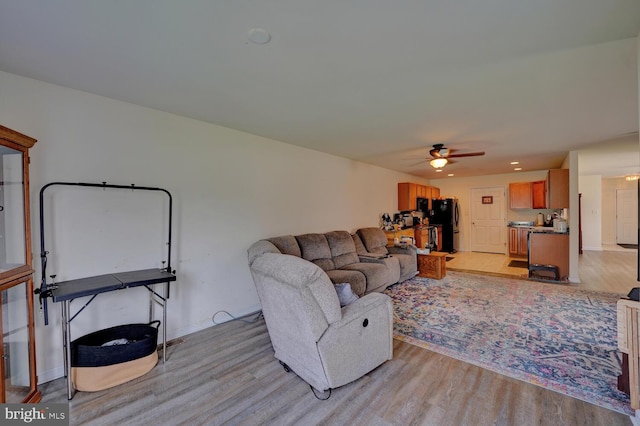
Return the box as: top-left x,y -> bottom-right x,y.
616,188 -> 638,245
470,187 -> 506,253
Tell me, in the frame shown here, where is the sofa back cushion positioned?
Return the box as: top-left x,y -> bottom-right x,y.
325,231 -> 360,269
267,235 -> 301,257
357,228 -> 389,255
351,232 -> 367,255
296,233 -> 335,271
324,231 -> 360,269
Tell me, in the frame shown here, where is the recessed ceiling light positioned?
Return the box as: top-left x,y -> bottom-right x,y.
514,167 -> 522,171
435,169 -> 443,172
448,173 -> 454,177
510,161 -> 519,165
248,28 -> 271,44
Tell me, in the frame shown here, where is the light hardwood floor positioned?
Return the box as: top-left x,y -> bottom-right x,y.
39,249 -> 636,426
446,247 -> 637,295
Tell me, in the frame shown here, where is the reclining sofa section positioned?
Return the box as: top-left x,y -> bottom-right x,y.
247,229 -> 417,296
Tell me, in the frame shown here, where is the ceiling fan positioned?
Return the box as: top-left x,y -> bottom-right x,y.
428,144 -> 485,168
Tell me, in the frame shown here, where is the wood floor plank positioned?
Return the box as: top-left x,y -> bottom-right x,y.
39,250 -> 634,425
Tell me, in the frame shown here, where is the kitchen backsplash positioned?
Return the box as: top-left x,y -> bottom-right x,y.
507,208 -> 555,222
507,208 -> 569,223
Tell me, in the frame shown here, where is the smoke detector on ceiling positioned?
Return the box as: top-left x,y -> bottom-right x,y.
248,28 -> 271,44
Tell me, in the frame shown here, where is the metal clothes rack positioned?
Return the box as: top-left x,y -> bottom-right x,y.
37,182 -> 176,400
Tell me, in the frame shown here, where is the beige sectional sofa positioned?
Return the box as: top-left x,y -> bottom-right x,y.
247,228 -> 417,392
247,228 -> 417,296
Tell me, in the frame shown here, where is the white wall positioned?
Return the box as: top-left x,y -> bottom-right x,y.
578,175 -> 602,250
0,70 -> 426,383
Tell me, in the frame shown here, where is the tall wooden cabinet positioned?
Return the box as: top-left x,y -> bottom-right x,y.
0,126 -> 40,403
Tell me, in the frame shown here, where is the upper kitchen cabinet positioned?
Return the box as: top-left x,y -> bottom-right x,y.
398,183 -> 440,211
547,169 -> 569,209
398,182 -> 419,210
431,187 -> 440,199
509,182 -> 532,209
531,180 -> 547,209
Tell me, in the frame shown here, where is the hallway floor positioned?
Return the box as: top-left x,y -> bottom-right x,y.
444,245 -> 637,295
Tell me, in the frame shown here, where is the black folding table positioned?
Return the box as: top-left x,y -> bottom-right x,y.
38,182 -> 176,400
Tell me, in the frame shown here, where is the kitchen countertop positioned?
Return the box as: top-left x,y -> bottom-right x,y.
507,221 -> 569,234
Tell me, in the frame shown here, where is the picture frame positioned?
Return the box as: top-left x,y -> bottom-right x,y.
482,196 -> 493,204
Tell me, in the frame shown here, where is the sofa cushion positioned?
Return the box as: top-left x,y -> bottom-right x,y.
334,283 -> 359,307
325,231 -> 360,269
351,232 -> 368,255
388,246 -> 419,282
296,233 -> 335,271
357,228 -> 389,255
341,262 -> 389,293
267,235 -> 301,257
325,269 -> 366,296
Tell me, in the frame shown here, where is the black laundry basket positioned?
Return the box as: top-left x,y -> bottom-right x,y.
71,321 -> 160,391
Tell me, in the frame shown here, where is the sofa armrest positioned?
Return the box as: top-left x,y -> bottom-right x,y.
388,244 -> 417,256
357,253 -> 388,264
316,293 -> 393,388
330,292 -> 392,329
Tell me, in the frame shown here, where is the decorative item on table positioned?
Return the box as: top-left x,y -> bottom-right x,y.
396,236 -> 414,248
381,213 -> 393,230
400,236 -> 414,245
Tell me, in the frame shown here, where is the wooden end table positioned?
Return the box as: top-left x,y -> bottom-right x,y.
417,252 -> 448,279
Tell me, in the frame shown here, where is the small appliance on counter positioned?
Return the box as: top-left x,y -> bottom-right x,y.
536,213 -> 544,226
553,218 -> 567,233
394,211 -> 421,228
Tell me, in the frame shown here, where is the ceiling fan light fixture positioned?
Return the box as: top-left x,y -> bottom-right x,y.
430,158 -> 448,168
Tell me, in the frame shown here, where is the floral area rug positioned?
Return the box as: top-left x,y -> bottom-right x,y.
384,271 -> 633,415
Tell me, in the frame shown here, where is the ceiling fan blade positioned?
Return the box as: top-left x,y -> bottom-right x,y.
446,151 -> 485,158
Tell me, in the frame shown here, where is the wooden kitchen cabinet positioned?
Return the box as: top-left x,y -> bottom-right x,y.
398,183 -> 419,210
532,180 -> 546,209
431,187 -> 440,199
398,182 -> 440,211
508,227 -> 529,257
0,125 -> 40,403
509,182 -> 532,209
383,228 -> 415,247
414,227 -> 429,250
547,169 -> 569,209
414,225 -> 442,250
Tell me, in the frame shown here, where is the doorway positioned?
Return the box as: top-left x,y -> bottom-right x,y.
470,187 -> 506,253
616,188 -> 638,245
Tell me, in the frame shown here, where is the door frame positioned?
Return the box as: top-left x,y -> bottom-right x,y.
469,186 -> 507,254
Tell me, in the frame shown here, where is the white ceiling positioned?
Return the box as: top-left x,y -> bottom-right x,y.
1,1 -> 639,178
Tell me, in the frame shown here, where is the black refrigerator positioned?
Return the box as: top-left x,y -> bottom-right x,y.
429,198 -> 459,253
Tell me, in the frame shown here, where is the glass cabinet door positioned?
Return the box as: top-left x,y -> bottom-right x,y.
1,280 -> 33,403
0,145 -> 26,275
